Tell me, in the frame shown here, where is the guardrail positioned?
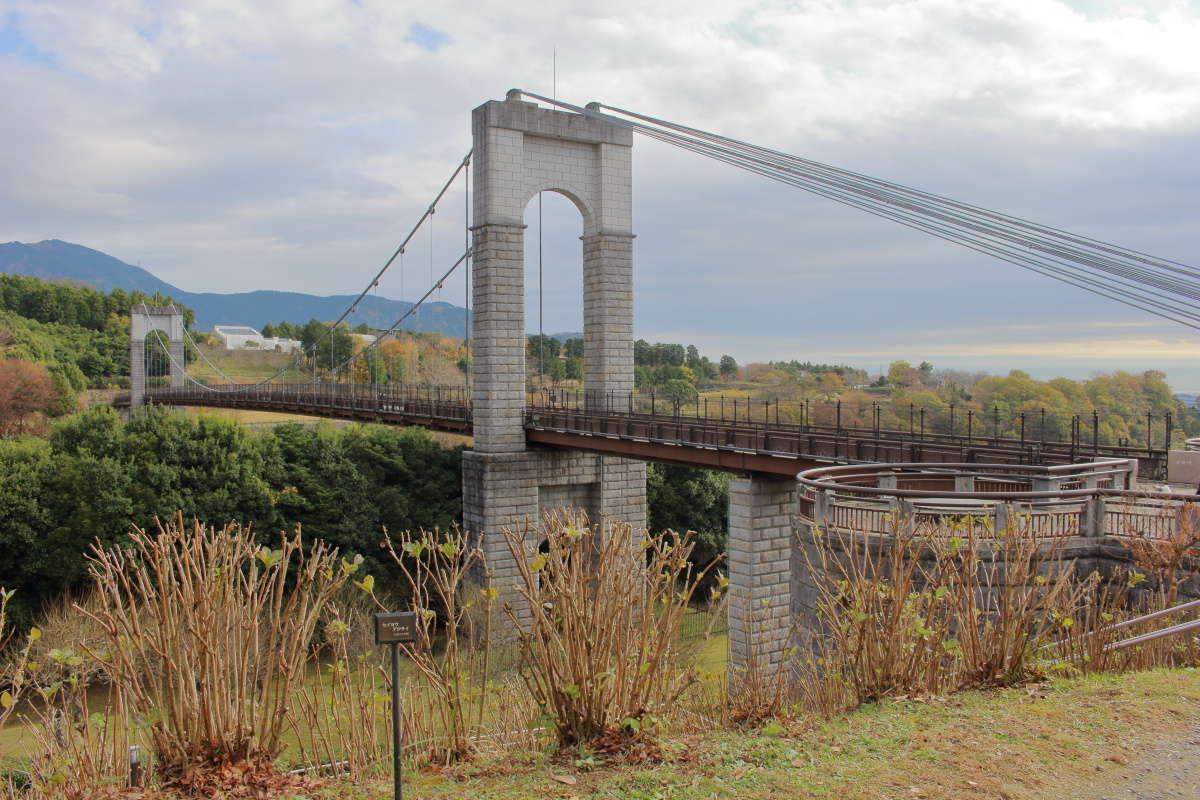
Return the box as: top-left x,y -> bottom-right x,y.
119,384 -> 474,433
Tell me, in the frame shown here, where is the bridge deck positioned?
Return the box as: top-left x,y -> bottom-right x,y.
115,385 -> 1168,478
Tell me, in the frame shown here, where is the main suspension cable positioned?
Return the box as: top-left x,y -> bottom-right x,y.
515,91 -> 1200,331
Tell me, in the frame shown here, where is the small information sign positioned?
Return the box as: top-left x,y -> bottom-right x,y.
375,610 -> 417,800
374,611 -> 417,645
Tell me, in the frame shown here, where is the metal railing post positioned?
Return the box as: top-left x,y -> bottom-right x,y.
995,501 -> 1010,535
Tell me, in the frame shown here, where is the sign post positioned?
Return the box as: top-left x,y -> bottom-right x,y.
374,611 -> 416,800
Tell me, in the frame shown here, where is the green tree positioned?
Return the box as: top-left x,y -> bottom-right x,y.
300,319 -> 356,370
526,334 -> 561,376
563,337 -> 584,359
646,464 -> 730,591
660,378 -> 698,411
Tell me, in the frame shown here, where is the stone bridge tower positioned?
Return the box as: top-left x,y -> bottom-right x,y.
129,304 -> 185,408
463,91 -> 647,592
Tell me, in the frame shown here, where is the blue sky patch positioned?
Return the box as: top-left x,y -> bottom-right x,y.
137,21 -> 162,43
407,22 -> 450,52
0,12 -> 58,68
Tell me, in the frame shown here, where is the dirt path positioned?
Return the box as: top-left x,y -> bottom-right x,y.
1074,724 -> 1200,800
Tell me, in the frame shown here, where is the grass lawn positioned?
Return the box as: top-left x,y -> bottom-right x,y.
322,668 -> 1200,800
177,406 -> 345,426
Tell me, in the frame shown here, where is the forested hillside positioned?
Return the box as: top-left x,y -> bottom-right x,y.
0,274 -> 194,430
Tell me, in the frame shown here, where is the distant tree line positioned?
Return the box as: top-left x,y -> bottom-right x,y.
524,335 -> 741,392
0,273 -> 194,332
771,360 -> 871,387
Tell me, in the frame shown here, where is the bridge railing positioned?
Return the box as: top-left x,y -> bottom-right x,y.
525,388 -> 1173,459
135,383 -> 473,428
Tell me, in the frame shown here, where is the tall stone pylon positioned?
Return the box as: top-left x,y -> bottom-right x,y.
463,91 -> 647,605
129,304 -> 186,408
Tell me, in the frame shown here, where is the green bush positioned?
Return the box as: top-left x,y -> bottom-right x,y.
0,406 -> 462,629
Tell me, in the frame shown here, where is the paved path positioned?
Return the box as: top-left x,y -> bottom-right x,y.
1083,725 -> 1200,800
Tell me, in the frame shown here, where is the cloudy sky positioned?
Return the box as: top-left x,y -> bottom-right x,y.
3,0 -> 1200,389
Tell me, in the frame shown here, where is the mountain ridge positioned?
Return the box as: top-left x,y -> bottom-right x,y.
0,239 -> 468,336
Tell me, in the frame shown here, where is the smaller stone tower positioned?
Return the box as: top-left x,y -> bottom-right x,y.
129,304 -> 186,407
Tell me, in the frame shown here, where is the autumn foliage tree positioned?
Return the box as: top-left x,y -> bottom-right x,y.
0,358 -> 58,435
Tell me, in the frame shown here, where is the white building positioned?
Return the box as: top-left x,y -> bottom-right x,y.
212,325 -> 303,354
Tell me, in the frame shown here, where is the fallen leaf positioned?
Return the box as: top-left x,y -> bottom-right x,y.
552,774 -> 578,785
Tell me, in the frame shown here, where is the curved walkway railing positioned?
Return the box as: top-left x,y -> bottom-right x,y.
796,460 -> 1194,542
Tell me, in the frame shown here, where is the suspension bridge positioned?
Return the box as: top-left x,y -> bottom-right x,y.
112,91 -> 1200,668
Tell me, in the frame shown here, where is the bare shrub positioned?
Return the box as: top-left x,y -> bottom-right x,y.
503,510 -> 716,749
799,513 -> 1091,710
295,525 -> 540,771
82,515 -> 352,787
727,598 -> 798,727
948,517 -> 1091,688
0,588 -> 31,731
1,588 -> 34,796
12,673 -> 127,798
1051,569 -> 1199,673
288,607 -> 390,775
24,592 -> 109,687
398,672 -> 541,764
1,590 -> 130,798
802,520 -> 958,704
1125,503 -> 1200,607
381,525 -> 499,763
1044,502 -> 1200,674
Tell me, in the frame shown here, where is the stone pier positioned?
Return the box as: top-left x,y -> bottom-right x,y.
728,476 -> 797,673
